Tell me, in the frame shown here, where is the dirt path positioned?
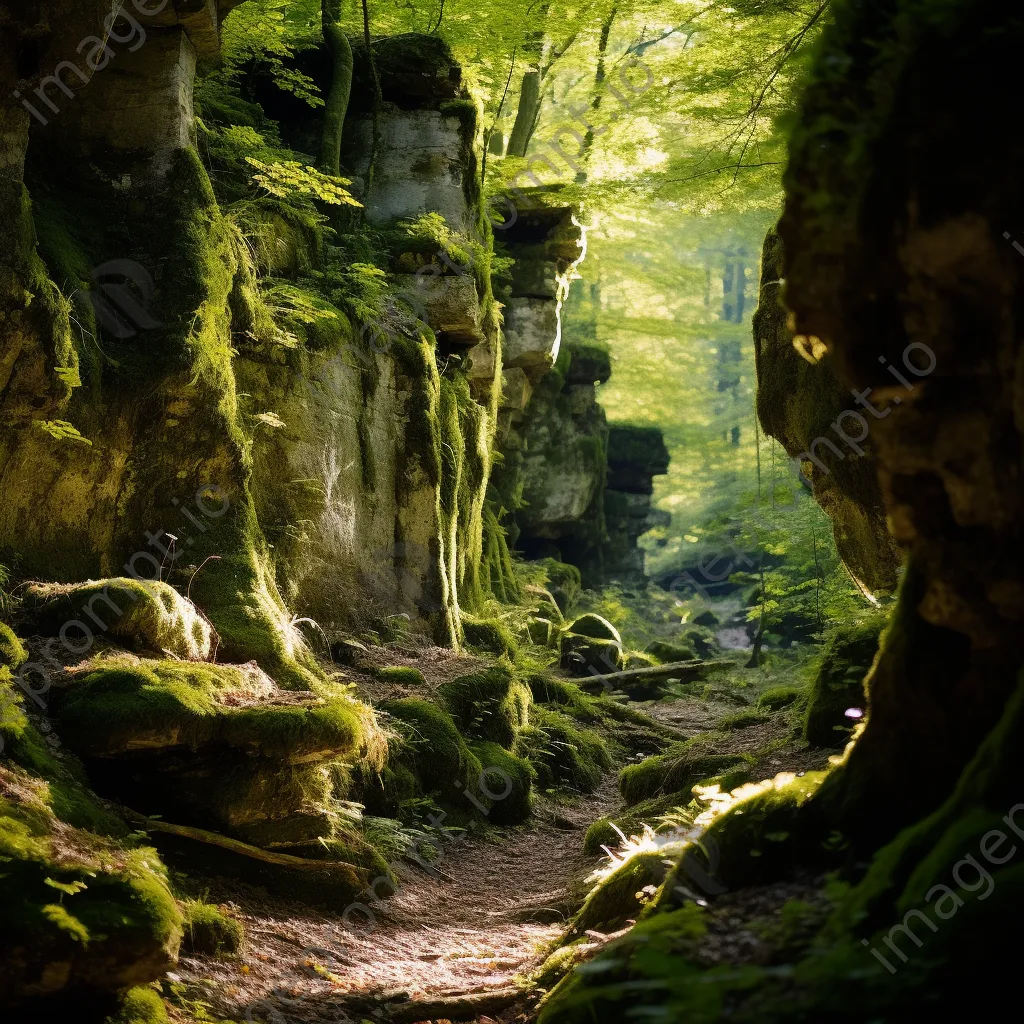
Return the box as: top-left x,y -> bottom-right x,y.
171,679 -> 831,1024
174,777 -> 621,1024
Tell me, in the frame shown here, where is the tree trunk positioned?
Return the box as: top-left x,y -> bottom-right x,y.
745,566 -> 767,668
506,69 -> 541,157
318,0 -> 353,176
361,0 -> 383,189
574,6 -> 617,183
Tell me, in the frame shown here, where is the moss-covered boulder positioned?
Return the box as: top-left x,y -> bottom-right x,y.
438,665 -> 532,747
468,741 -> 533,824
804,614 -> 885,747
757,685 -> 805,713
567,613 -> 621,644
461,615 -> 519,658
679,624 -> 719,658
655,770 -> 830,900
645,639 -> 699,664
376,665 -> 427,687
619,746 -> 750,806
23,579 -> 213,661
560,633 -> 624,677
181,900 -> 245,956
47,658 -> 377,853
569,843 -> 686,938
516,706 -> 610,793
52,659 -> 369,761
0,764 -> 181,1007
381,696 -> 482,798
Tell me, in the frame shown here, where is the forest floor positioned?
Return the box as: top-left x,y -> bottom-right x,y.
167,643 -> 834,1024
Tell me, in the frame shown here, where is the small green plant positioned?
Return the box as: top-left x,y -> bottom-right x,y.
34,419 -> 92,445
246,158 -> 362,206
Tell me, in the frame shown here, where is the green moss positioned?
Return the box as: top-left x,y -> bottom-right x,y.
757,685 -> 805,712
804,613 -> 885,746
23,579 -> 212,661
526,615 -> 561,648
527,674 -> 596,719
181,900 -> 244,957
261,281 -> 353,351
376,665 -> 426,686
1,622 -> 27,669
461,614 -> 519,658
52,660 -> 369,762
350,735 -> 419,819
532,939 -> 592,991
539,559 -> 582,615
717,708 -> 769,730
381,697 -> 481,797
570,844 -> 686,937
560,634 -> 624,678
679,624 -> 719,658
584,795 -> 687,857
0,766 -> 181,1004
439,665 -> 532,747
536,905 -> 708,1024
625,650 -> 659,670
516,706 -> 610,794
104,987 -> 169,1024
619,746 -> 750,806
567,613 -> 621,644
645,639 -> 699,664
469,740 -> 532,824
439,98 -> 479,139
190,516 -> 326,692
481,504 -> 523,606
584,816 -> 619,855
656,770 -> 830,899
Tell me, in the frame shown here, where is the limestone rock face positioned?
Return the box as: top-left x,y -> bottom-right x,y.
51,27 -> 199,180
752,228 -> 901,594
395,272 -> 483,343
351,110 -> 476,233
503,296 -> 562,380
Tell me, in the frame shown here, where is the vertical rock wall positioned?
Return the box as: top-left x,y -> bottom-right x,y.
780,0 -> 1024,846
0,16 -> 501,678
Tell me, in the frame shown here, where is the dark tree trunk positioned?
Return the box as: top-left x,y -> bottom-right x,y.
506,69 -> 541,157
318,0 -> 353,176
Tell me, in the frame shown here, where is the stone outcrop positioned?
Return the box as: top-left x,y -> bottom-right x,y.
753,228 -> 901,594
603,425 -> 671,578
495,237 -> 669,585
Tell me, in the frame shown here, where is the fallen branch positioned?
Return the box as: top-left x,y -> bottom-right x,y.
582,658 -> 733,688
122,809 -> 365,878
353,986 -> 523,1023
